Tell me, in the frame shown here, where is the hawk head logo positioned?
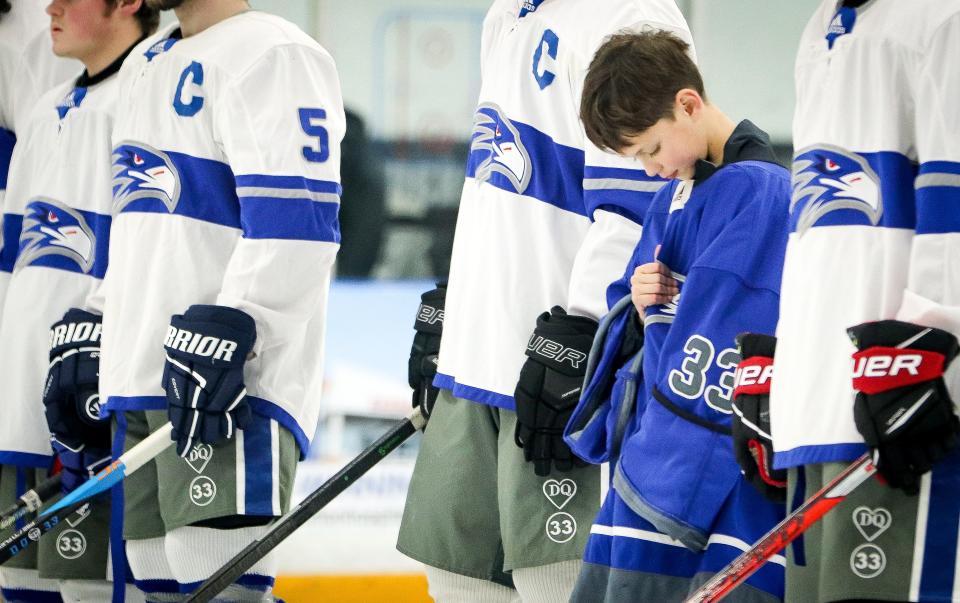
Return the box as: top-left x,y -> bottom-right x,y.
470,103 -> 532,194
112,142 -> 181,213
791,145 -> 882,235
15,198 -> 96,273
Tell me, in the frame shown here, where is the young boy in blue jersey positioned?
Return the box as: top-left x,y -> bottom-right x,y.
563,30 -> 790,602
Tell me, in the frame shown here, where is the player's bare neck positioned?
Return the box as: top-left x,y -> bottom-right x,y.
175,0 -> 250,37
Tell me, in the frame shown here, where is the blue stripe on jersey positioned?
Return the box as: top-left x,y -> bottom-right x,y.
104,396 -> 309,459
433,372 -> 515,410
133,579 -> 181,596
1,213 -> 22,273
238,196 -> 340,242
918,449 -> 960,599
0,127 -> 14,189
774,441 -> 868,470
0,451 -> 54,468
465,110 -> 586,217
583,166 -> 666,224
102,395 -> 167,415
243,414 -> 275,516
15,207 -> 111,279
916,160 -> 960,235
116,150 -> 241,229
790,149 -> 916,232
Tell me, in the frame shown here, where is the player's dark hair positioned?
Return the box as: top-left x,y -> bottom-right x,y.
107,0 -> 161,36
581,30 -> 705,153
0,0 -> 11,17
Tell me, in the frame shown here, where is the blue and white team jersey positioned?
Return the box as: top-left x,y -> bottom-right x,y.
771,0 -> 960,469
434,0 -> 692,411
0,69 -> 117,466
0,4 -> 79,311
567,122 -> 790,601
101,13 -> 345,458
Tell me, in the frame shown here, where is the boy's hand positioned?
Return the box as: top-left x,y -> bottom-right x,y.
630,256 -> 679,317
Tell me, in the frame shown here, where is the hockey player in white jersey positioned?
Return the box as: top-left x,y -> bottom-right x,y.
0,2 -> 159,602
0,0 -> 78,317
0,2 -> 109,601
399,1 -> 693,600
754,1 -> 960,601
97,0 -> 345,600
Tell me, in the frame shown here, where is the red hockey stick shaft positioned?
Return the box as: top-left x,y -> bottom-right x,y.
684,451 -> 876,603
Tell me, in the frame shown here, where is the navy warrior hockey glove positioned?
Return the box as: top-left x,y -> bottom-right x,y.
515,306 -> 597,477
43,309 -> 112,493
731,333 -> 786,502
408,282 -> 445,421
162,305 -> 256,458
849,320 -> 960,495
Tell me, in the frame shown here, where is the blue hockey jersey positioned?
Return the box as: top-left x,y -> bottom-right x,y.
567,121 -> 790,600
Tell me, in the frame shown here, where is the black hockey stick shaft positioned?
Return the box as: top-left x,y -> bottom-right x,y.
0,495 -> 101,565
0,474 -> 61,530
185,408 -> 427,603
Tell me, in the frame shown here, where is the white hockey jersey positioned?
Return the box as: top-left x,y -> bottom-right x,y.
0,67 -> 120,465
101,13 -> 345,458
434,0 -> 692,410
771,0 -> 960,468
1,10 -> 79,310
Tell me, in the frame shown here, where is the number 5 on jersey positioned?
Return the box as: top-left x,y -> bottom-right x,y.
299,108 -> 329,162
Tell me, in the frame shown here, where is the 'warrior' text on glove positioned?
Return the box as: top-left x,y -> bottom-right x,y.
163,305 -> 256,457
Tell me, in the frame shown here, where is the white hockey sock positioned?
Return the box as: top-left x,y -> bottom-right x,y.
165,525 -> 277,600
424,565 -> 520,603
0,567 -> 62,602
59,579 -> 146,603
126,536 -> 180,601
512,559 -> 582,603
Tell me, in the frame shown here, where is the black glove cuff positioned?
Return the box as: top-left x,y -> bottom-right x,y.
413,284 -> 446,335
49,309 -> 102,358
848,320 -> 959,363
525,307 -> 598,377
736,332 -> 777,359
164,305 -> 256,368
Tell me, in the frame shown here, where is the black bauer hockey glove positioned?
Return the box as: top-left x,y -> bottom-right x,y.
408,282 -> 445,422
515,306 -> 597,477
43,309 -> 110,454
163,305 -> 256,458
731,333 -> 786,502
849,320 -> 960,495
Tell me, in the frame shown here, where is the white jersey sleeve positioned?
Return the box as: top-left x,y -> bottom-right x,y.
212,43 -> 345,438
896,11 -> 960,395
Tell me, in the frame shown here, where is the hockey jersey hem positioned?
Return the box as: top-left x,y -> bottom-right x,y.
0,451 -> 53,468
613,462 -> 707,551
434,372 -> 515,410
774,442 -> 867,470
103,395 -> 310,460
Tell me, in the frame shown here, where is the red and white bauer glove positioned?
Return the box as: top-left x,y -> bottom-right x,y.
849,320 -> 960,495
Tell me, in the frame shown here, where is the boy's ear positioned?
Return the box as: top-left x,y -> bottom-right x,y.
675,88 -> 704,119
116,0 -> 143,17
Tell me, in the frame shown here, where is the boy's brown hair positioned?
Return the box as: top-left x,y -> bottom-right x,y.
581,29 -> 704,153
108,0 -> 161,36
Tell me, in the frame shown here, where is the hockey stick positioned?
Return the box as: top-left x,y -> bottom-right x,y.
0,423 -> 173,564
683,451 -> 877,603
0,474 -> 61,530
184,407 -> 427,603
